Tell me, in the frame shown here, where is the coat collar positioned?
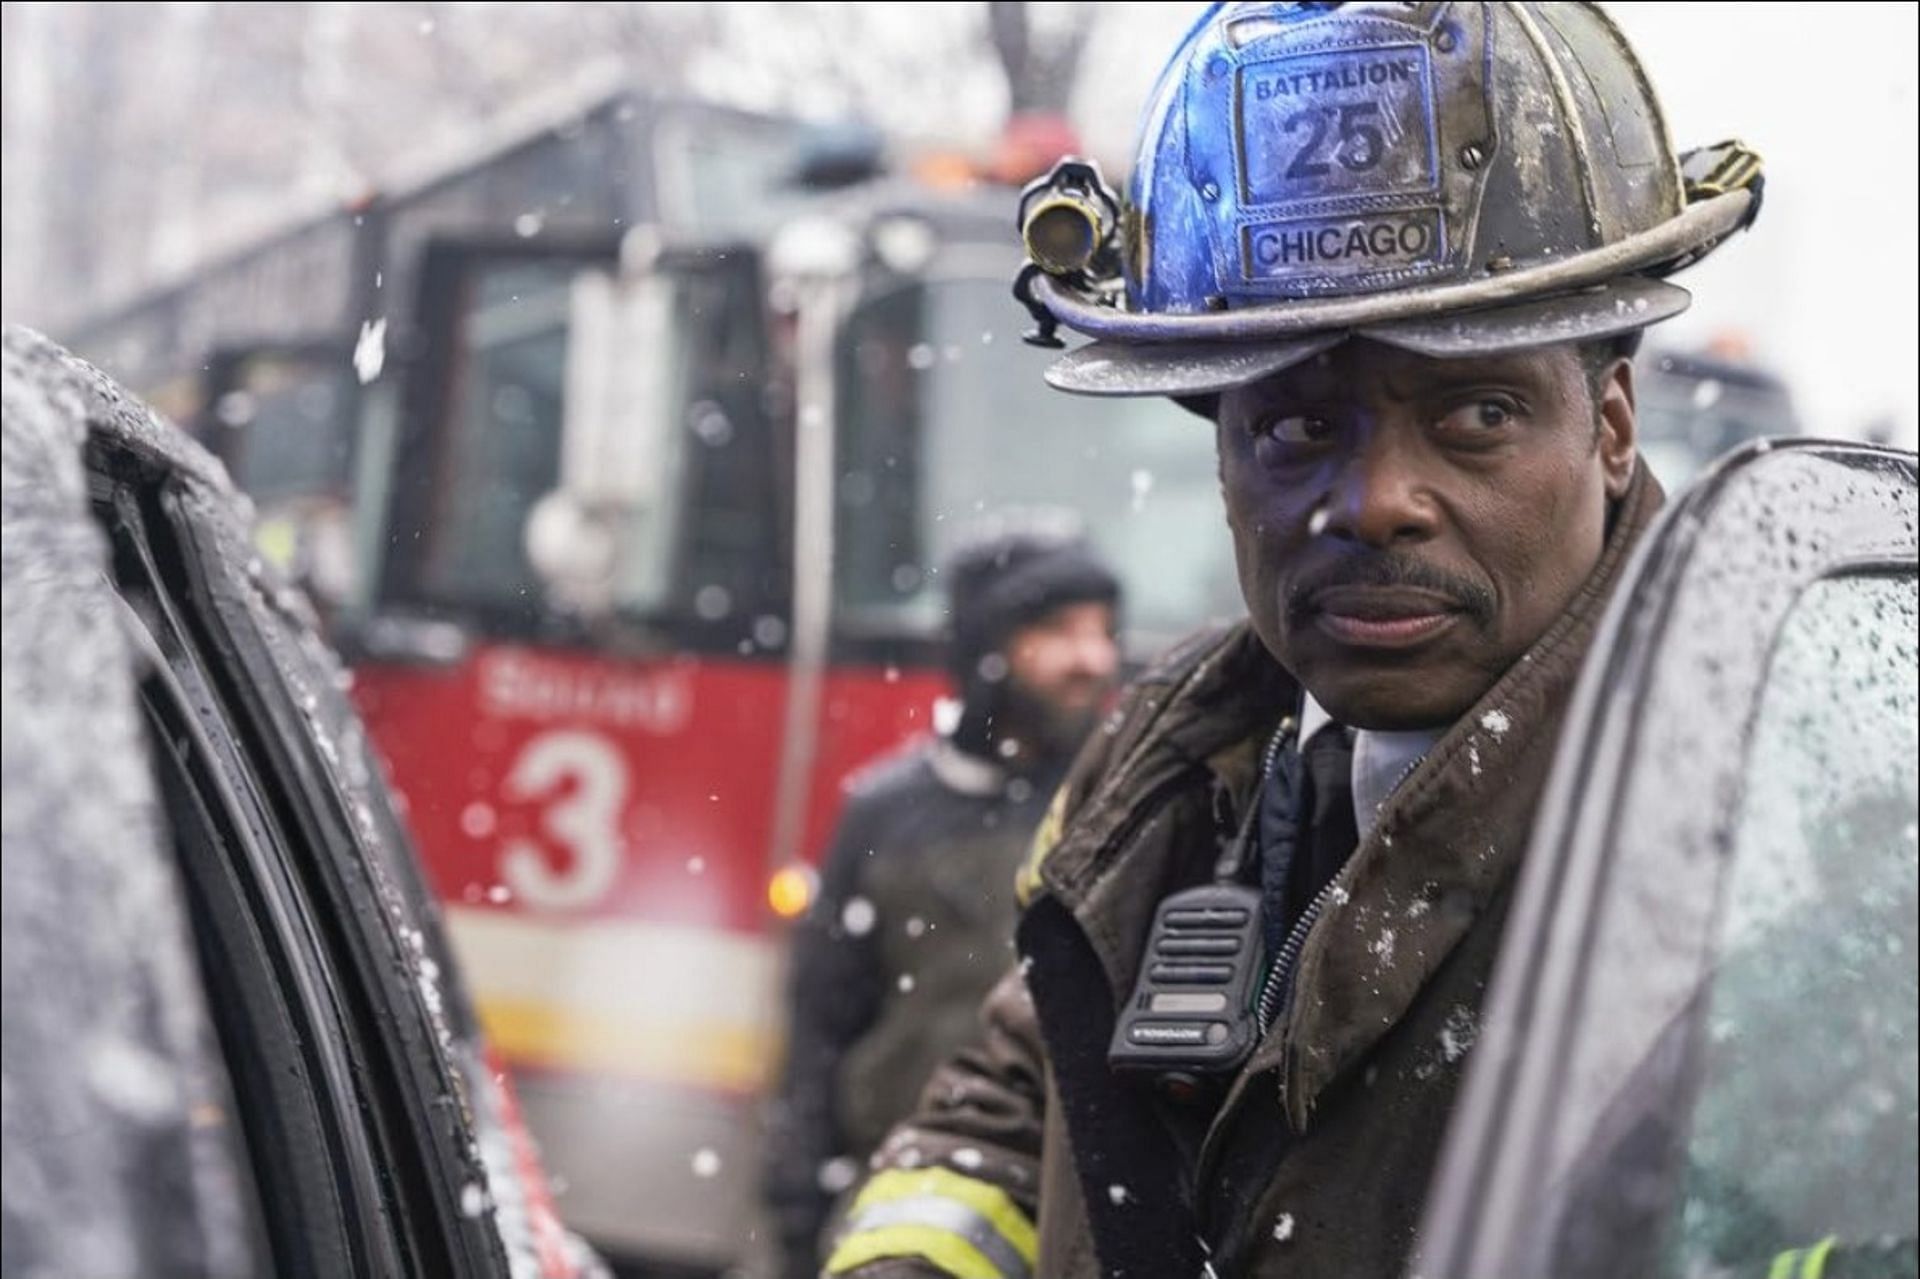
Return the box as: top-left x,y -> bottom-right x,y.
928,736 -> 1008,797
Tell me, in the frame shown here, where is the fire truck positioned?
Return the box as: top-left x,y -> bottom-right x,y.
69,83 -> 1243,1271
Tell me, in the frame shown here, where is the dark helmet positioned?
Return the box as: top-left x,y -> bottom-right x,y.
1016,1 -> 1764,399
941,528 -> 1121,758
944,529 -> 1121,692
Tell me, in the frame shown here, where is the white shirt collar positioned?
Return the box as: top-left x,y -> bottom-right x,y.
1298,693 -> 1443,842
1298,693 -> 1336,752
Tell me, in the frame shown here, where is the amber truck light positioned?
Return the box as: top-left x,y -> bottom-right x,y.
768,865 -> 816,920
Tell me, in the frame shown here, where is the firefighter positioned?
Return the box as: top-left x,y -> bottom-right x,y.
763,529 -> 1122,1279
825,4 -> 1764,1277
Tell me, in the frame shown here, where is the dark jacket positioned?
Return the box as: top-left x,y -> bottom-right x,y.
765,734 -> 1063,1274
830,465 -> 1663,1279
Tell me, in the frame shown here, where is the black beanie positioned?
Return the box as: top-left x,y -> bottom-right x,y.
943,531 -> 1122,757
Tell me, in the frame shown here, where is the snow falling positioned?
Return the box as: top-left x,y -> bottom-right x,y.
460,802 -> 496,839
3,12 -> 1915,1279
352,317 -> 387,385
841,896 -> 877,937
817,1158 -> 859,1194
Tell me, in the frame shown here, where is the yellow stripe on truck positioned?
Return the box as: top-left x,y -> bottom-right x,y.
476,996 -> 775,1093
444,906 -> 783,1092
827,1167 -> 1037,1278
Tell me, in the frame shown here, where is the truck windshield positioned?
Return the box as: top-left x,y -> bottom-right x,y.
1634,352 -> 1800,491
835,273 -> 1245,652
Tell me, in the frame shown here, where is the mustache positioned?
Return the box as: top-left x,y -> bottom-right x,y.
1286,553 -> 1496,625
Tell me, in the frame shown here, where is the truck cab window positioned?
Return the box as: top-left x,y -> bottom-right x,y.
422,260 -> 573,618
833,273 -> 1243,651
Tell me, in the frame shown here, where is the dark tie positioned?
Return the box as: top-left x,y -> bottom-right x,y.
1259,724 -> 1360,955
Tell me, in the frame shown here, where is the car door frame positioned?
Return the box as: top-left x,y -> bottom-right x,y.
88,430 -> 516,1279
1416,439 -> 1920,1278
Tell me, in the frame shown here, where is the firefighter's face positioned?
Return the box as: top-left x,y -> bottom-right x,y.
1002,601 -> 1120,750
1215,340 -> 1637,731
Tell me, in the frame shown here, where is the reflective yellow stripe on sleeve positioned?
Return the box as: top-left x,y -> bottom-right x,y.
1014,785 -> 1070,907
825,1166 -> 1037,1279
1769,1236 -> 1840,1279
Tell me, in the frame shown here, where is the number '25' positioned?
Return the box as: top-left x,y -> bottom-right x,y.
1284,102 -> 1386,178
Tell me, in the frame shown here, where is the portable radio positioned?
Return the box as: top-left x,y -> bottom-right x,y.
1107,883 -> 1265,1079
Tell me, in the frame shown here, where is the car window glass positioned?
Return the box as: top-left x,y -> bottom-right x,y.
1666,573 -> 1919,1277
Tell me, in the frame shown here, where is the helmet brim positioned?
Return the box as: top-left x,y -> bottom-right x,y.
1043,332 -> 1347,398
1044,276 -> 1692,399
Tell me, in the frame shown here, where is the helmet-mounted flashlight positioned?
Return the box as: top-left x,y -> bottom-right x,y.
1014,157 -> 1124,347
1017,158 -> 1122,278
1024,196 -> 1104,275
